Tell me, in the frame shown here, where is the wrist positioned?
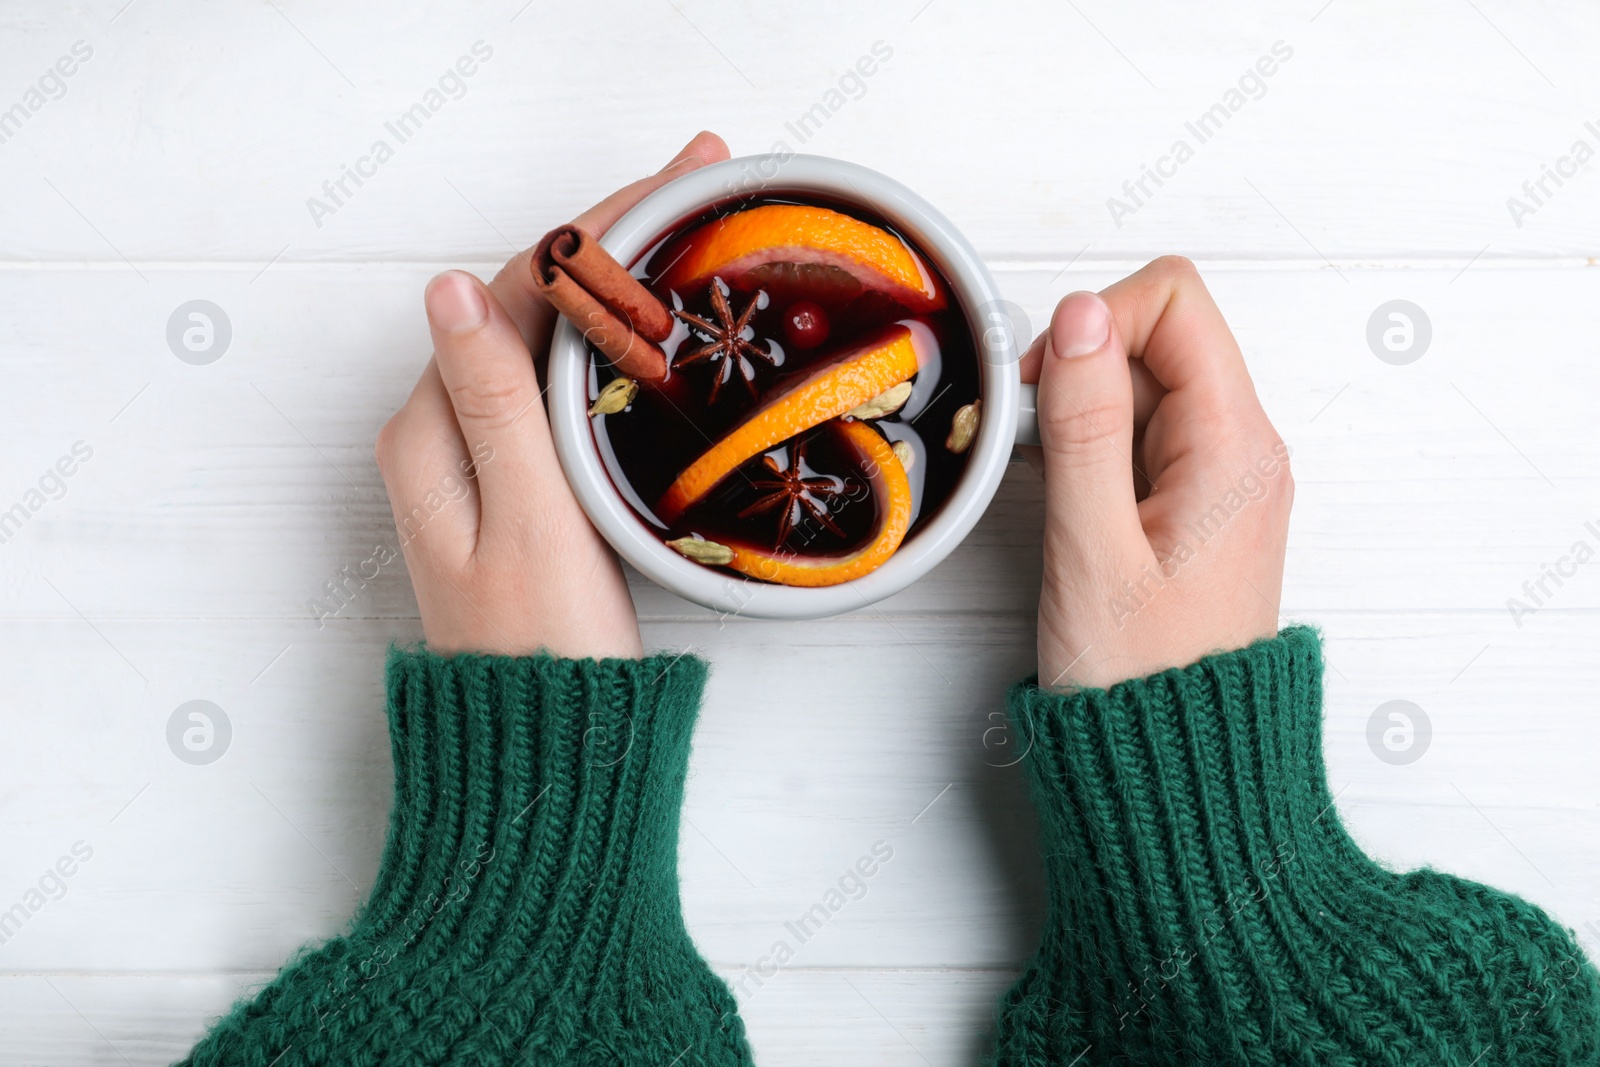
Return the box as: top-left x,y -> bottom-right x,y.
417,588 -> 644,660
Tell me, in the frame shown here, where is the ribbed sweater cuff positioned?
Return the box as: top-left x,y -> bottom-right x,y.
1006,628 -> 1345,1018
360,647 -> 708,993
1010,626 -> 1328,863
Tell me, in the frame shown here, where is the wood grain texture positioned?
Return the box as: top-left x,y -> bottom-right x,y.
2,1 -> 1597,1063
2,2 -> 1599,262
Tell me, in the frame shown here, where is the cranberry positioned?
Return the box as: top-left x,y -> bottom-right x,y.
782,301 -> 830,350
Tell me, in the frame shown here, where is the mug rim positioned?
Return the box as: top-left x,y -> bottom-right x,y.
547,153 -> 1018,620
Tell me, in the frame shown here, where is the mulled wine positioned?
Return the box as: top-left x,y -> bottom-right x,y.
586,194 -> 980,588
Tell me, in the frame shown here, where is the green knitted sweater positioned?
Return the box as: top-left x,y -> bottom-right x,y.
179,630 -> 1600,1065
993,626 -> 1600,1066
179,648 -> 754,1067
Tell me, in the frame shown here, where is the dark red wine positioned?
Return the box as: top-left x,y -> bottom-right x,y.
587,193 -> 980,586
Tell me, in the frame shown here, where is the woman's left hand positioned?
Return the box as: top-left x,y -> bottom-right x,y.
375,132 -> 731,658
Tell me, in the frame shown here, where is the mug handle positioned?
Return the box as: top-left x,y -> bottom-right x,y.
1014,382 -> 1040,448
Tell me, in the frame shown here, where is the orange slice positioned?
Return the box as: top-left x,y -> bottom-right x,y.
681,420 -> 913,588
657,204 -> 945,313
657,324 -> 922,523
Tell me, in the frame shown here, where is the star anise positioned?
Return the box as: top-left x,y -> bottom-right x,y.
738,437 -> 850,548
673,281 -> 776,403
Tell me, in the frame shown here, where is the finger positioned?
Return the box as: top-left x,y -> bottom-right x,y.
1018,328 -> 1046,382
425,270 -> 555,514
1021,326 -> 1165,427
1100,256 -> 1283,497
1098,256 -> 1256,406
374,359 -> 480,561
487,131 -> 732,351
1020,305 -> 1163,490
1035,291 -> 1147,557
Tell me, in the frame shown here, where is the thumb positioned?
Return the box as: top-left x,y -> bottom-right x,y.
1037,291 -> 1145,556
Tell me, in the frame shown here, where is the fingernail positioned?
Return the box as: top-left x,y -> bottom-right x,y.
427,271 -> 487,333
659,132 -> 709,173
1054,291 -> 1111,358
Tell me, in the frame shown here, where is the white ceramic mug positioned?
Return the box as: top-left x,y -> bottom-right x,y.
548,154 -> 1040,620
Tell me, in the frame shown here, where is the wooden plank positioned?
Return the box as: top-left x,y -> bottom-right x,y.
0,3 -> 1597,261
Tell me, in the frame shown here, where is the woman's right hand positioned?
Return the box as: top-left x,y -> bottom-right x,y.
1022,256 -> 1294,690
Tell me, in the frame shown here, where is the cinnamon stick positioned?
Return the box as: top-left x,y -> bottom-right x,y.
532,225 -> 673,383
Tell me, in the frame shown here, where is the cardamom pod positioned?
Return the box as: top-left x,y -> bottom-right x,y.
588,377 -> 638,417
947,399 -> 980,453
666,536 -> 735,566
891,439 -> 915,470
847,381 -> 913,421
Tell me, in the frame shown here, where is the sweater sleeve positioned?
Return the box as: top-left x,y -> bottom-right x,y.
991,626 -> 1600,1067
180,648 -> 754,1067
360,647 -> 706,965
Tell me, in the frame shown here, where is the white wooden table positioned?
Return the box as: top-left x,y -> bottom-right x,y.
3,2 -> 1598,1063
